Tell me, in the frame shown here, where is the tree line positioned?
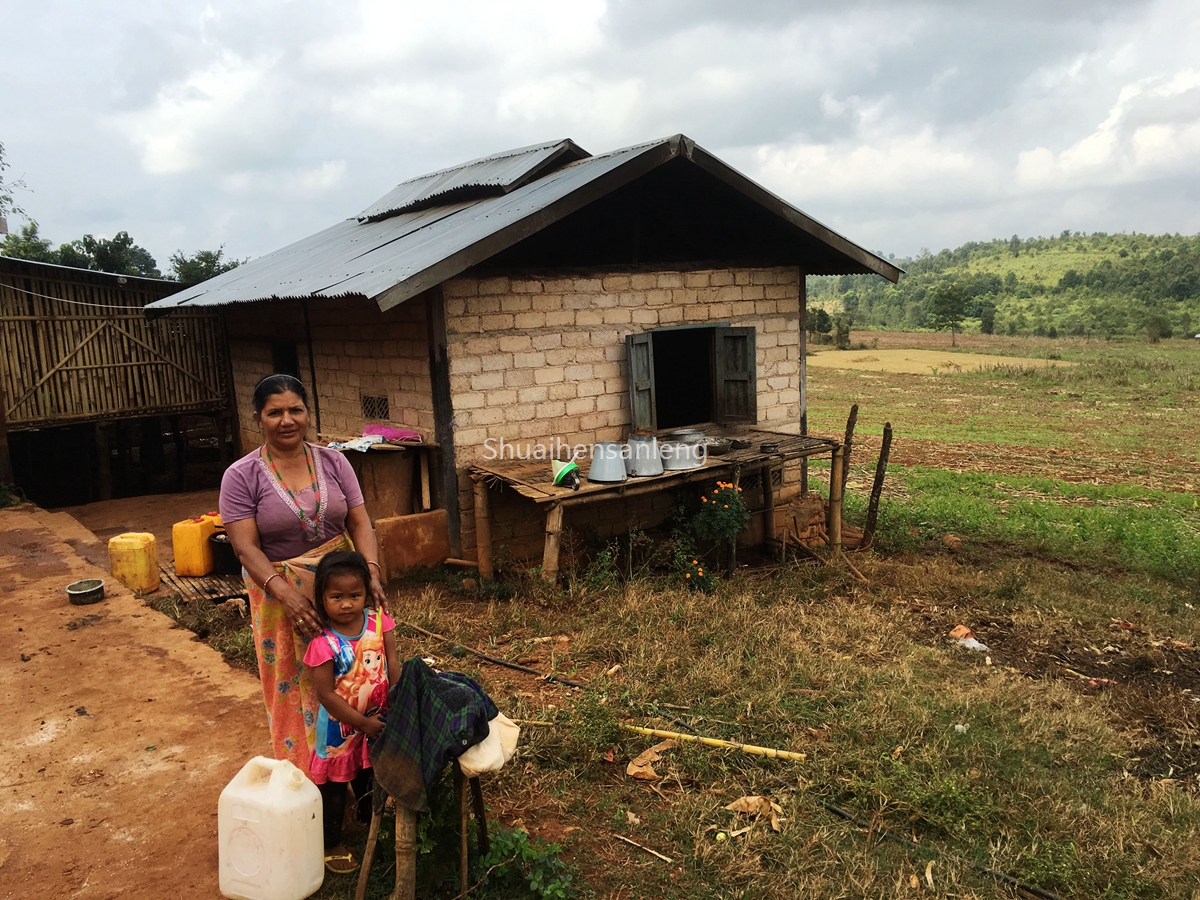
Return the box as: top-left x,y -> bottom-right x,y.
808,231 -> 1200,341
0,141 -> 240,286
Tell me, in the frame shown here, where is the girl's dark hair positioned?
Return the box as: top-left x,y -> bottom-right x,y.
313,551 -> 371,624
252,374 -> 308,414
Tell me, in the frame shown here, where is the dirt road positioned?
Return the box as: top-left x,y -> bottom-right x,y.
0,504 -> 269,899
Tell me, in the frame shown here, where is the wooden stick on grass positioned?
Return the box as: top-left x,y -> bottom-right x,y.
613,833 -> 673,863
619,724 -> 807,762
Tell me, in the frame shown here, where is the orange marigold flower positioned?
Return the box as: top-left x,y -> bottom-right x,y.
692,560 -> 698,565
723,504 -> 729,508
698,569 -> 703,576
685,573 -> 691,578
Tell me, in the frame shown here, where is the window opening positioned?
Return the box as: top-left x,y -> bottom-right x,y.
652,327 -> 713,429
626,325 -> 757,432
361,394 -> 390,421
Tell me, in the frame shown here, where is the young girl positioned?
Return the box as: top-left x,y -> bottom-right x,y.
303,550 -> 400,874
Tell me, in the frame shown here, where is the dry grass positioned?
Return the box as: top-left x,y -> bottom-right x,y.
382,550 -> 1200,900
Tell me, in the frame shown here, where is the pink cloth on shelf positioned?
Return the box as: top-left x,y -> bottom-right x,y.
362,424 -> 422,442
218,443 -> 364,562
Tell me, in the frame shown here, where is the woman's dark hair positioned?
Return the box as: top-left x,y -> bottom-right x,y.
313,550 -> 371,624
252,374 -> 309,414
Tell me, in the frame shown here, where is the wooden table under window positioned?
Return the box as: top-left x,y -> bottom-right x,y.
468,429 -> 844,581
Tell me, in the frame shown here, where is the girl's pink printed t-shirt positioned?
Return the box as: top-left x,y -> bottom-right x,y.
219,443 -> 365,561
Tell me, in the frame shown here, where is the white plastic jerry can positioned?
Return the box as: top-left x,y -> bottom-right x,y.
218,757 -> 324,900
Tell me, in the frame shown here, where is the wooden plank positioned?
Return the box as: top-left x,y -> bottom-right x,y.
471,475 -> 494,581
828,445 -> 844,556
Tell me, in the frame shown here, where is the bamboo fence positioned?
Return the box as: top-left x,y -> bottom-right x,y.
0,259 -> 229,429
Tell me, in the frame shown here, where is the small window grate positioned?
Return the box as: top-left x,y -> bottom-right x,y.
361,394 -> 390,421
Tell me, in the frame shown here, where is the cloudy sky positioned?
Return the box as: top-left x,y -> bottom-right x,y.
3,0 -> 1199,268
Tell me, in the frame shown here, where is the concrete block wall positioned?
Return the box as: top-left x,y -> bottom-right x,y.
225,296 -> 435,452
441,266 -> 803,558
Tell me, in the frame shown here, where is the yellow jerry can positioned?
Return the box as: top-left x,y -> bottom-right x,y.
108,532 -> 160,592
172,515 -> 217,576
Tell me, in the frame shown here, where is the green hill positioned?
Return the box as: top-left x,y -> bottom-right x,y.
810,231 -> 1200,339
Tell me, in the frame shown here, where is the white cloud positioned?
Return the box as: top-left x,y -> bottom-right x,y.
117,51 -> 290,175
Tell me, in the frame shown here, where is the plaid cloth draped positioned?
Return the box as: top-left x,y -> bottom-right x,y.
244,531 -> 353,776
369,658 -> 497,812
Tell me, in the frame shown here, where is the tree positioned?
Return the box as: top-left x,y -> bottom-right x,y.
806,307 -> 833,336
1009,234 -> 1020,258
979,300 -> 996,335
928,281 -> 968,345
169,247 -> 242,285
57,231 -> 160,277
0,220 -> 56,262
0,141 -> 27,224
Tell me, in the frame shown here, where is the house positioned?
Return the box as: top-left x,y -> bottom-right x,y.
147,135 -> 901,570
0,256 -> 233,505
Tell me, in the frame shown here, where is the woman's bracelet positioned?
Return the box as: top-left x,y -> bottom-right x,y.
264,572 -> 285,594
367,560 -> 382,575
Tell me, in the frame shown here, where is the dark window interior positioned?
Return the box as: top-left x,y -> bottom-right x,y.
270,339 -> 300,379
652,327 -> 713,429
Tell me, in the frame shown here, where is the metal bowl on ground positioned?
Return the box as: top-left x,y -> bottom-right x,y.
660,441 -> 705,470
587,442 -> 628,483
66,579 -> 105,605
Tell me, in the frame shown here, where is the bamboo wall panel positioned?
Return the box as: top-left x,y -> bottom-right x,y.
0,265 -> 230,429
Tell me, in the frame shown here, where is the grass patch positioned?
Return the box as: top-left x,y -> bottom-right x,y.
145,592 -> 257,671
862,467 -> 1200,587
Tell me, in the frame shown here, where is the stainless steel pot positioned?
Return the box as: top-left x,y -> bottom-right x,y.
660,441 -> 705,470
587,442 -> 628,483
625,435 -> 663,477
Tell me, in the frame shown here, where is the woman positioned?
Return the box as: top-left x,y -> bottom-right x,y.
220,374 -> 387,776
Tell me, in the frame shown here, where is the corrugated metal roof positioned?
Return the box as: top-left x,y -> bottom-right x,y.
147,134 -> 901,314
357,139 -> 589,221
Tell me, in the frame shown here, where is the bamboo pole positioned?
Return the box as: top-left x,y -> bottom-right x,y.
828,445 -> 844,556
618,724 -> 807,762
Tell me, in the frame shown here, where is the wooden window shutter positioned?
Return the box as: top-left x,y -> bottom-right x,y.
625,332 -> 657,432
714,326 -> 756,425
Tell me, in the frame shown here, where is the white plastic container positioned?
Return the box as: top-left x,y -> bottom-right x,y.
218,757 -> 324,900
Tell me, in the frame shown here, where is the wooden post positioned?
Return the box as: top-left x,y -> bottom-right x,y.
863,422 -> 892,546
393,805 -> 418,900
542,502 -> 564,583
419,450 -> 432,511
828,446 -> 844,556
760,464 -> 776,559
427,288 -> 462,557
470,776 -> 489,857
455,764 -> 469,895
726,466 -> 741,577
841,403 -> 858,496
799,268 -> 808,497
472,475 -> 494,581
302,300 -> 322,435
